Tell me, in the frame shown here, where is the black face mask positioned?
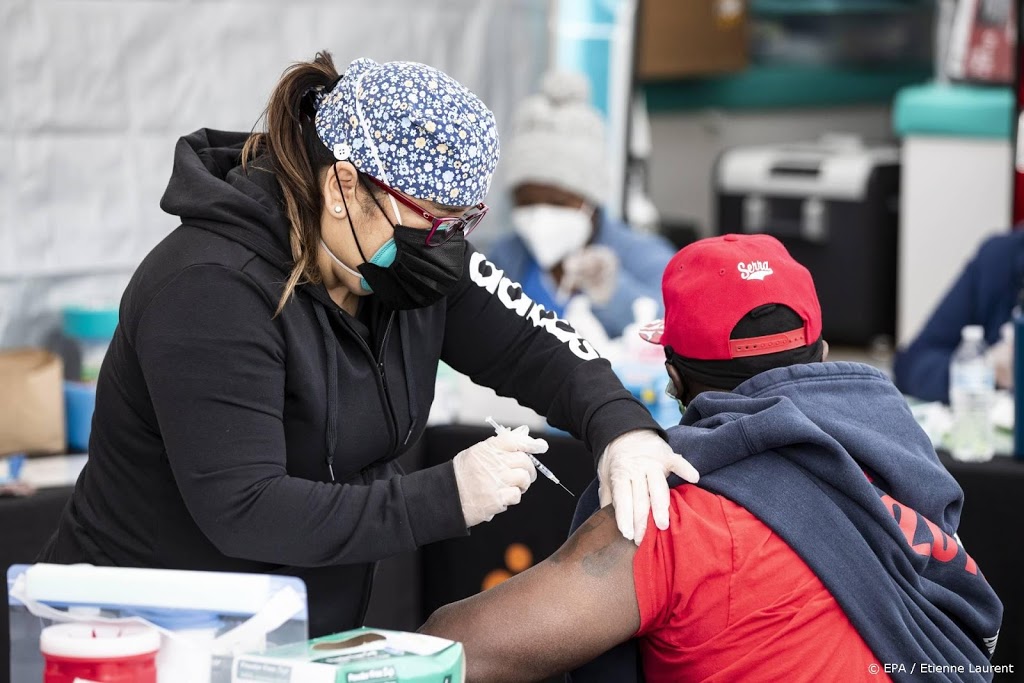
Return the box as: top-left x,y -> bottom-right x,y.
357,225 -> 466,310
332,168 -> 467,311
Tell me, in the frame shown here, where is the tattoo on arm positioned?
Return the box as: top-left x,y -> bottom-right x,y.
548,508 -> 632,577
549,510 -> 608,564
580,537 -> 632,577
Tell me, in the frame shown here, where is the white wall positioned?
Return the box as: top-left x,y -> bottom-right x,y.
646,105 -> 895,236
898,137 -> 1011,345
1,0 -> 551,348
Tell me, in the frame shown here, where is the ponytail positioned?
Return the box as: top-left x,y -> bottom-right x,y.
243,51 -> 339,315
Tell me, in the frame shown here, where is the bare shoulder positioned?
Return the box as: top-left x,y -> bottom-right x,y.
547,505 -> 636,577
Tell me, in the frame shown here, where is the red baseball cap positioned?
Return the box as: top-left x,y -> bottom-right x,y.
639,234 -> 822,360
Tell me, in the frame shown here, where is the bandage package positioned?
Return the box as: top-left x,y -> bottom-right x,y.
231,627 -> 464,683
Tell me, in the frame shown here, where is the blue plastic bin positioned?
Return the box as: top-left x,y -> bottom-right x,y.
64,381 -> 96,453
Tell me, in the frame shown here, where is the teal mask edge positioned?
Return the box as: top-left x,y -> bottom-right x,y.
359,238 -> 398,292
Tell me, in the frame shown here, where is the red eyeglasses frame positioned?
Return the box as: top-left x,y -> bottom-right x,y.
363,174 -> 488,246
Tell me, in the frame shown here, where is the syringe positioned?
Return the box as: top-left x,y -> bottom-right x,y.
485,416 -> 574,496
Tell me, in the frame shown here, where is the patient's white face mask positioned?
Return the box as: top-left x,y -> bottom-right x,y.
511,204 -> 594,270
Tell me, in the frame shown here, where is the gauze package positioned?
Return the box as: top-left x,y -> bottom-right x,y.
231,627 -> 464,683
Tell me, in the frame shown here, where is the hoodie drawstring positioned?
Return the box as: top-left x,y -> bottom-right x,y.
315,303 -> 420,482
398,311 -> 418,446
313,304 -> 339,482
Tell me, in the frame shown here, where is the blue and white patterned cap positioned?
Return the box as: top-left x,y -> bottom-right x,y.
314,58 -> 499,207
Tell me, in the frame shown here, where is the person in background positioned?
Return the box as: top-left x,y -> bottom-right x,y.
486,71 -> 675,339
421,234 -> 1002,683
894,230 -> 1024,403
39,52 -> 700,638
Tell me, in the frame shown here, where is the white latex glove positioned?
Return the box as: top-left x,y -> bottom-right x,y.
560,245 -> 619,305
597,429 -> 700,545
989,323 -> 1013,390
453,425 -> 546,527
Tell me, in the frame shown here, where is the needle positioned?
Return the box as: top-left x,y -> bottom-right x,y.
486,417 -> 574,496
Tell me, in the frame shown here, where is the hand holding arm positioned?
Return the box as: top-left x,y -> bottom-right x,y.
598,429 -> 699,545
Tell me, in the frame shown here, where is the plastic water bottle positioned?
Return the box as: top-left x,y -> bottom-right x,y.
948,325 -> 995,462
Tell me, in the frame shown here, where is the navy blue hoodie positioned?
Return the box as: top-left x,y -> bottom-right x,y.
571,362 -> 1002,682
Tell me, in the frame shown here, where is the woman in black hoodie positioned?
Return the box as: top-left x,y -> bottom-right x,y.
40,52 -> 698,636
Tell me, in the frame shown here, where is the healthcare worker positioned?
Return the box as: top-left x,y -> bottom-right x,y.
487,71 -> 676,338
40,53 -> 698,637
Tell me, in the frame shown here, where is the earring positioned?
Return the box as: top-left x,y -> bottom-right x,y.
334,206 -> 342,214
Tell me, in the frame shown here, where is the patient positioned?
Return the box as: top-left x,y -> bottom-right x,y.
421,235 -> 1003,683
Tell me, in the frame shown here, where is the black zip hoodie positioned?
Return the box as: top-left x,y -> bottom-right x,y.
41,129 -> 661,636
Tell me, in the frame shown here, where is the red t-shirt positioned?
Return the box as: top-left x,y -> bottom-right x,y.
633,485 -> 890,682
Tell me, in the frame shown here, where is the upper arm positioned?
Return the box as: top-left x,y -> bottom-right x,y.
443,246 -> 660,456
134,264 -> 287,469
133,265 -> 290,540
442,247 -> 600,413
444,248 -> 601,373
420,506 -> 640,683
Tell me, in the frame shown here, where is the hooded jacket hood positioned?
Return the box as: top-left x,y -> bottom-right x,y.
160,128 -> 299,279
676,361 -> 960,529
669,361 -> 1003,680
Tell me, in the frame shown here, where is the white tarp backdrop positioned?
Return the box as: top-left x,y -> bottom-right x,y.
1,0 -> 552,348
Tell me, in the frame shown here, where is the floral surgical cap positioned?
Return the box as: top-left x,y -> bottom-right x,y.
314,58 -> 500,207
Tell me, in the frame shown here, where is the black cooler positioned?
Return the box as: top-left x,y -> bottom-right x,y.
714,136 -> 900,347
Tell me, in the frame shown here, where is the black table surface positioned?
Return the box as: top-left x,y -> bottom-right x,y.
937,453 -> 1024,679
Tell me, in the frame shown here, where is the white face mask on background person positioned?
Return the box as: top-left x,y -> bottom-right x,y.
511,204 -> 594,270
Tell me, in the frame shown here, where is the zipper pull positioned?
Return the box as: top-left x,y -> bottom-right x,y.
327,457 -> 336,483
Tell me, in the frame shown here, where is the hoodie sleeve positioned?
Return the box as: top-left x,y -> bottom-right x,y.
443,246 -> 662,459
892,234 -> 1016,404
133,263 -> 466,568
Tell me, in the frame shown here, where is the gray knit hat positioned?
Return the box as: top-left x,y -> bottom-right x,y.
503,71 -> 609,206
